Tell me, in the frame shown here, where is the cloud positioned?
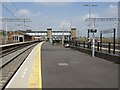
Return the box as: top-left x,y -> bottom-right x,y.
82,13 -> 100,20
108,5 -> 118,15
59,20 -> 71,29
37,0 -> 119,2
16,9 -> 30,17
109,5 -> 117,9
59,20 -> 69,27
1,0 -> 120,2
33,0 -> 76,2
6,2 -> 118,37
30,12 -> 43,17
34,2 -> 73,6
101,4 -> 118,17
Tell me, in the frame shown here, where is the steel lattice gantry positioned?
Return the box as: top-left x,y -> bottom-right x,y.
85,17 -> 120,21
0,18 -> 32,30
85,17 -> 120,43
85,17 -> 119,54
0,18 -> 31,22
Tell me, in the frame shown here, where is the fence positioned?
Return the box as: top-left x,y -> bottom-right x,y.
69,40 -> 120,56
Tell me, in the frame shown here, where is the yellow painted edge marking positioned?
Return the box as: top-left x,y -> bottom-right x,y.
39,42 -> 44,89
28,42 -> 44,89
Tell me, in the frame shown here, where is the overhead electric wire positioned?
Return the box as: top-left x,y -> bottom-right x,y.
10,2 -> 19,11
2,3 -> 23,30
10,2 -> 32,29
1,3 -> 32,30
2,3 -> 19,19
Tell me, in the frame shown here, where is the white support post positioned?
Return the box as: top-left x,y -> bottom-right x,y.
92,32 -> 95,57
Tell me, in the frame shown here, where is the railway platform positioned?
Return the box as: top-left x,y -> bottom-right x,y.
5,42 -> 43,88
4,41 -> 118,89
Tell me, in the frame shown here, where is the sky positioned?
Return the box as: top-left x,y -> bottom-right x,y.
1,1 -> 119,37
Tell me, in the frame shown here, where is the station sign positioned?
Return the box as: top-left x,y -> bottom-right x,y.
100,29 -> 114,34
88,29 -> 97,33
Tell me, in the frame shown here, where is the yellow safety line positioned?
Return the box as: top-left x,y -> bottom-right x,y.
28,42 -> 44,89
39,42 -> 44,89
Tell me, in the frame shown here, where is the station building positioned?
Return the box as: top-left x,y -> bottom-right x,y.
1,27 -> 76,44
20,27 -> 76,42
7,31 -> 32,43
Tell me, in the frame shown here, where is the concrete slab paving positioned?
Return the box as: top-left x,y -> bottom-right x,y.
41,42 -> 118,88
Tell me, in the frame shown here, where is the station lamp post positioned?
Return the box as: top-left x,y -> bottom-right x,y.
83,4 -> 97,57
90,28 -> 97,57
83,4 -> 97,40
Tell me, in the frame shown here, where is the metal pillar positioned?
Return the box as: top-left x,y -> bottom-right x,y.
108,42 -> 111,54
88,29 -> 90,40
62,29 -> 64,46
97,42 -> 100,51
87,29 -> 90,48
100,33 -> 102,51
113,28 -> 116,54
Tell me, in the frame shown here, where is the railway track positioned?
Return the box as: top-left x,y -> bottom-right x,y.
0,42 -> 38,90
0,44 -> 31,58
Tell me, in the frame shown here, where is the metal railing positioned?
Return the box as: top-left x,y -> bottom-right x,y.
69,40 -> 120,56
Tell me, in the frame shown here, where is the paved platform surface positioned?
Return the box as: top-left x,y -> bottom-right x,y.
5,42 -> 43,88
4,42 -> 118,88
42,42 -> 118,88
